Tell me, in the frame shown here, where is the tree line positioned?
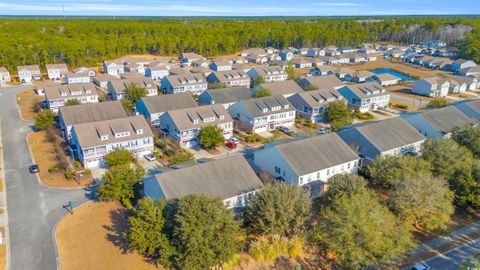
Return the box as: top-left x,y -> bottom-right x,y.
0,16 -> 479,72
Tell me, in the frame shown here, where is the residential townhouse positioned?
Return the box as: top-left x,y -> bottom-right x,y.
412,77 -> 450,97
209,60 -> 232,71
240,48 -> 267,57
338,82 -> 390,113
306,48 -> 325,58
160,104 -> 233,148
143,155 -> 263,209
198,87 -> 252,109
266,47 -> 278,54
108,78 -> 158,100
136,92 -> 198,127
345,70 -> 376,83
228,95 -> 295,133
93,74 -> 120,89
58,101 -> 127,139
458,66 -> 480,77
120,72 -> 146,80
17,65 -> 41,83
339,46 -> 355,54
247,66 -> 288,83
145,65 -> 169,81
372,73 -> 402,86
292,57 -> 313,68
0,67 -> 11,86
279,50 -> 294,61
179,52 -> 205,66
255,80 -> 304,98
191,59 -> 209,68
401,106 -> 478,139
451,59 -> 476,73
207,70 -> 250,88
338,117 -> 426,163
246,55 -> 268,64
294,48 -> 309,56
334,67 -> 355,80
161,74 -> 208,95
34,81 -> 60,96
70,115 -> 154,168
309,66 -> 335,76
325,55 -> 350,65
72,66 -> 96,77
297,75 -> 344,91
190,67 -> 213,78
254,133 -> 361,197
124,63 -> 145,75
287,88 -> 344,123
103,60 -> 125,76
446,75 -> 478,93
66,73 -> 90,84
118,57 -> 151,67
451,99 -> 480,121
44,83 -> 99,112
46,64 -> 68,81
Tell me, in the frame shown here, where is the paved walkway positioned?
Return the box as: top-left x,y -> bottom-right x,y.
0,86 -> 88,270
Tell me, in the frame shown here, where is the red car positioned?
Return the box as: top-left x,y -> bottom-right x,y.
225,141 -> 237,149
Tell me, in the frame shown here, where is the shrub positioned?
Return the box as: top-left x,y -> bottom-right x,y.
74,160 -> 81,168
249,235 -> 304,262
153,151 -> 163,159
48,166 -> 60,173
353,110 -> 375,120
104,148 -> 134,166
169,150 -> 194,165
154,138 -> 167,149
65,171 -> 76,180
165,149 -> 175,157
34,110 -> 57,130
82,169 -> 92,176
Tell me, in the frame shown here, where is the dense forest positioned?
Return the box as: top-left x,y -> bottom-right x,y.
0,16 -> 479,71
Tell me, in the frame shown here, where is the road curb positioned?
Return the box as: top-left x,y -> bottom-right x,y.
0,118 -> 11,270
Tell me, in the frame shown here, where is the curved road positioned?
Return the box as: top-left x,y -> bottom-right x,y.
0,85 -> 88,270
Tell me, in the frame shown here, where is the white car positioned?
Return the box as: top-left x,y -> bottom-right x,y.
144,154 -> 156,161
228,138 -> 240,144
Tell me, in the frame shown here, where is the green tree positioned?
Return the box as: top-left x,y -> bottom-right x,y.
34,109 -> 57,130
64,99 -> 81,106
125,85 -> 148,103
208,82 -> 228,89
198,125 -> 225,149
285,61 -> 297,80
450,161 -> 480,210
460,253 -> 480,270
366,156 -> 431,189
97,164 -> 144,206
244,183 -> 311,238
104,148 -> 134,167
121,99 -> 134,115
127,198 -> 175,266
452,125 -> 480,157
253,88 -> 272,98
253,76 -> 265,86
172,195 -> 243,270
389,173 -> 454,231
313,174 -> 413,269
304,84 -> 319,91
324,100 -> 352,131
421,138 -> 473,177
425,97 -> 448,109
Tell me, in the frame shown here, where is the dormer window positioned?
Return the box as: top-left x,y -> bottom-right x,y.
219,115 -> 225,120
262,108 -> 268,113
272,106 -> 281,111
284,104 -> 289,109
85,90 -> 91,94
136,129 -> 143,135
61,92 -> 67,96
100,134 -> 108,141
193,119 -> 199,124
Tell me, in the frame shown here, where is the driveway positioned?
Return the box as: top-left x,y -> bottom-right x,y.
0,86 -> 88,270
390,93 -> 429,106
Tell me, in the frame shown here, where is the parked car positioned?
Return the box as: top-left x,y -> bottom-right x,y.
144,154 -> 156,161
317,127 -> 328,135
277,126 -> 290,134
29,164 -> 39,173
410,263 -> 431,270
228,138 -> 240,145
226,141 -> 237,149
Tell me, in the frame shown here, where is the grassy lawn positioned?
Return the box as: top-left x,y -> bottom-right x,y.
56,201 -> 163,270
27,130 -> 93,188
15,89 -> 42,121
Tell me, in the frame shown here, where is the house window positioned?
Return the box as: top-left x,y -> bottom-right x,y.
347,162 -> 351,169
326,169 -> 330,176
299,177 -> 303,185
275,166 -> 281,174
316,172 -> 320,179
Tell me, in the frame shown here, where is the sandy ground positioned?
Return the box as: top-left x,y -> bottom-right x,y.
347,58 -> 450,79
15,89 -> 42,121
56,201 -> 163,270
27,131 -> 93,188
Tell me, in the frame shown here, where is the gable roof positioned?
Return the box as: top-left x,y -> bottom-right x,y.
46,63 -> 68,70
45,83 -> 97,100
259,80 -> 304,96
72,115 -> 153,149
275,133 -> 359,176
251,66 -> 286,77
418,106 -> 477,134
210,70 -> 248,82
109,77 -> 156,93
166,104 -> 232,131
165,74 -> 205,87
149,155 -> 263,201
236,95 -> 293,118
291,88 -> 343,107
374,73 -> 401,82
298,75 -> 344,91
202,87 -> 252,104
59,101 -> 127,126
139,92 -> 197,114
346,117 -> 426,152
340,82 -> 386,99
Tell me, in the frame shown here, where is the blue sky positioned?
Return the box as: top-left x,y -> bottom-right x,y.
0,0 -> 479,16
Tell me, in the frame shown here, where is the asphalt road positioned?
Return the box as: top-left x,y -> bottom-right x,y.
423,237 -> 480,269
0,85 -> 88,270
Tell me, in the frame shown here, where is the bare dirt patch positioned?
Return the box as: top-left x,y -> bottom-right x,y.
56,201 -> 163,270
347,58 -> 451,79
27,131 -> 93,188
15,89 -> 42,121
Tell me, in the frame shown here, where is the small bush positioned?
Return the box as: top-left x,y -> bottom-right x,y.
353,110 -> 375,120
249,235 -> 304,262
169,150 -> 194,165
165,149 -> 175,157
74,160 -> 81,168
82,169 -> 92,176
153,151 -> 163,159
154,138 -> 167,149
65,171 -> 76,180
48,166 -> 59,173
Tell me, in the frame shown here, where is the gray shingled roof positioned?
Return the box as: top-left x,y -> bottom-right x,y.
351,117 -> 426,152
237,95 -> 293,118
259,80 -> 304,96
72,115 -> 153,149
139,92 -> 197,114
151,155 -> 263,200
165,74 -> 205,87
59,101 -> 127,126
44,83 -> 97,100
109,78 -> 156,93
292,88 -> 343,107
298,75 -> 344,91
341,82 -> 386,99
166,104 -> 232,131
203,87 -> 252,104
419,106 -> 477,134
276,133 -> 359,176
